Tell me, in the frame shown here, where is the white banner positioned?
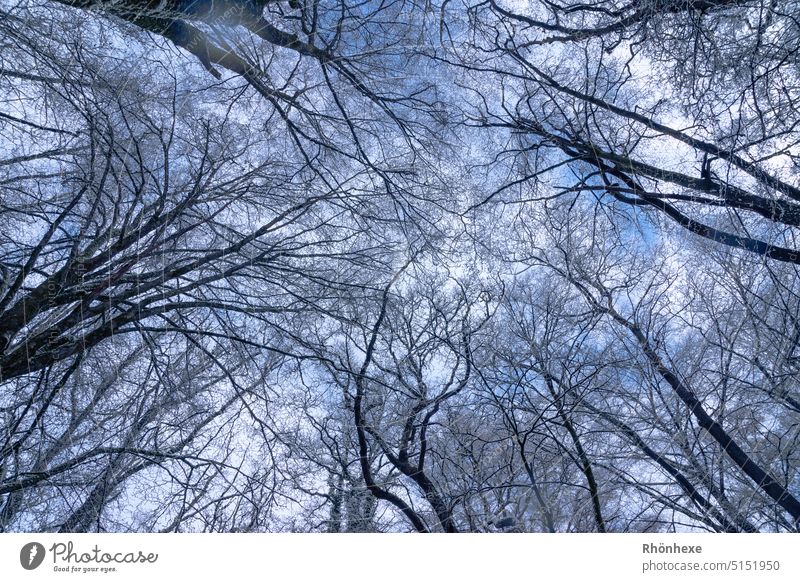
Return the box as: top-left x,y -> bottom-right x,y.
1,533 -> 798,581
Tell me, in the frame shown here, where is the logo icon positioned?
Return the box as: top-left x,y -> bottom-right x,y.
20,542 -> 46,570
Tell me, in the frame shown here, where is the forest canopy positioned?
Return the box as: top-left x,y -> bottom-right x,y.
1,0 -> 799,532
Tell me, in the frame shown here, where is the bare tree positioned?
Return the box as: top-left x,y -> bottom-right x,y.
2,0 -> 798,533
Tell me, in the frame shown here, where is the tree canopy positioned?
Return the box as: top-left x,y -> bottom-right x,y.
1,0 -> 799,532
